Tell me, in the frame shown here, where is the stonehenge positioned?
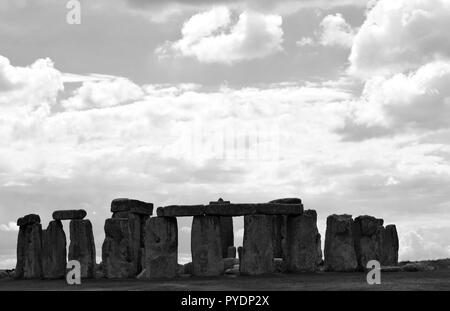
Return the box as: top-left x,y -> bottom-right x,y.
324,214 -> 358,272
15,215 -> 43,279
42,220 -> 66,279
69,219 -> 96,278
102,218 -> 136,278
191,216 -> 224,276
144,217 -> 178,279
102,198 -> 153,278
15,210 -> 95,280
324,214 -> 399,271
240,215 -> 275,275
285,210 -> 322,272
13,196 -> 399,280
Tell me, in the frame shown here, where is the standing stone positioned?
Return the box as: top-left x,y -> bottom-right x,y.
379,225 -> 399,266
144,217 -> 178,279
42,220 -> 66,279
272,215 -> 285,258
219,217 -> 234,258
324,214 -> 358,272
15,220 -> 43,279
110,198 -> 153,274
285,210 -> 322,272
353,215 -> 384,270
102,218 -> 136,278
69,219 -> 96,278
240,215 -> 274,275
227,246 -> 237,258
191,216 -> 224,276
127,213 -> 142,274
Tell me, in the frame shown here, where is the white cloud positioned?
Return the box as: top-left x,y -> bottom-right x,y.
400,227 -> 450,261
0,222 -> 18,232
0,55 -> 63,116
340,61 -> 450,139
349,0 -> 450,78
296,14 -> 355,49
296,37 -> 314,47
155,7 -> 283,64
318,14 -> 355,48
61,77 -> 144,111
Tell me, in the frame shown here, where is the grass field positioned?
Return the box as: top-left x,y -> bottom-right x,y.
1,269 -> 450,291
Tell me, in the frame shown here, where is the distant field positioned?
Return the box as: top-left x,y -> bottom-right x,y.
1,269 -> 450,291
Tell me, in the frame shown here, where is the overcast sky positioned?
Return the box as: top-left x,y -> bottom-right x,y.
1,0 -> 450,268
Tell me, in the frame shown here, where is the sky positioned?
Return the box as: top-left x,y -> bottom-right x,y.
1,0 -> 450,268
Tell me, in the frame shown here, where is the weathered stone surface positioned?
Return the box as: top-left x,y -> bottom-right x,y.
191,216 -> 224,276
69,219 -> 96,278
15,223 -> 43,279
128,213 -> 142,274
144,217 -> 178,279
157,205 -> 205,217
324,214 -> 358,272
205,203 -> 303,216
52,209 -> 87,220
240,215 -> 274,275
379,225 -> 399,266
269,198 -> 302,204
227,246 -> 237,258
108,212 -> 149,274
42,220 -> 66,279
271,215 -> 285,258
219,216 -> 234,258
355,215 -> 384,236
183,262 -> 193,275
274,258 -> 286,273
111,198 -> 154,215
112,211 -> 130,218
0,271 -> 9,279
223,258 -> 238,270
285,210 -> 322,272
353,215 -> 384,270
224,265 -> 240,275
102,218 -> 136,278
17,214 -> 40,227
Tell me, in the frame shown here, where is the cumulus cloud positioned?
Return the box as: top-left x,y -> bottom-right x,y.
155,7 -> 283,64
0,222 -> 18,232
339,61 -> 450,139
0,55 -> 63,115
400,227 -> 450,261
349,0 -> 450,78
61,77 -> 144,111
318,14 -> 355,48
296,14 -> 355,49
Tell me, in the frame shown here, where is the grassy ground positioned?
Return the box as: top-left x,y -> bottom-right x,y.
1,269 -> 450,291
